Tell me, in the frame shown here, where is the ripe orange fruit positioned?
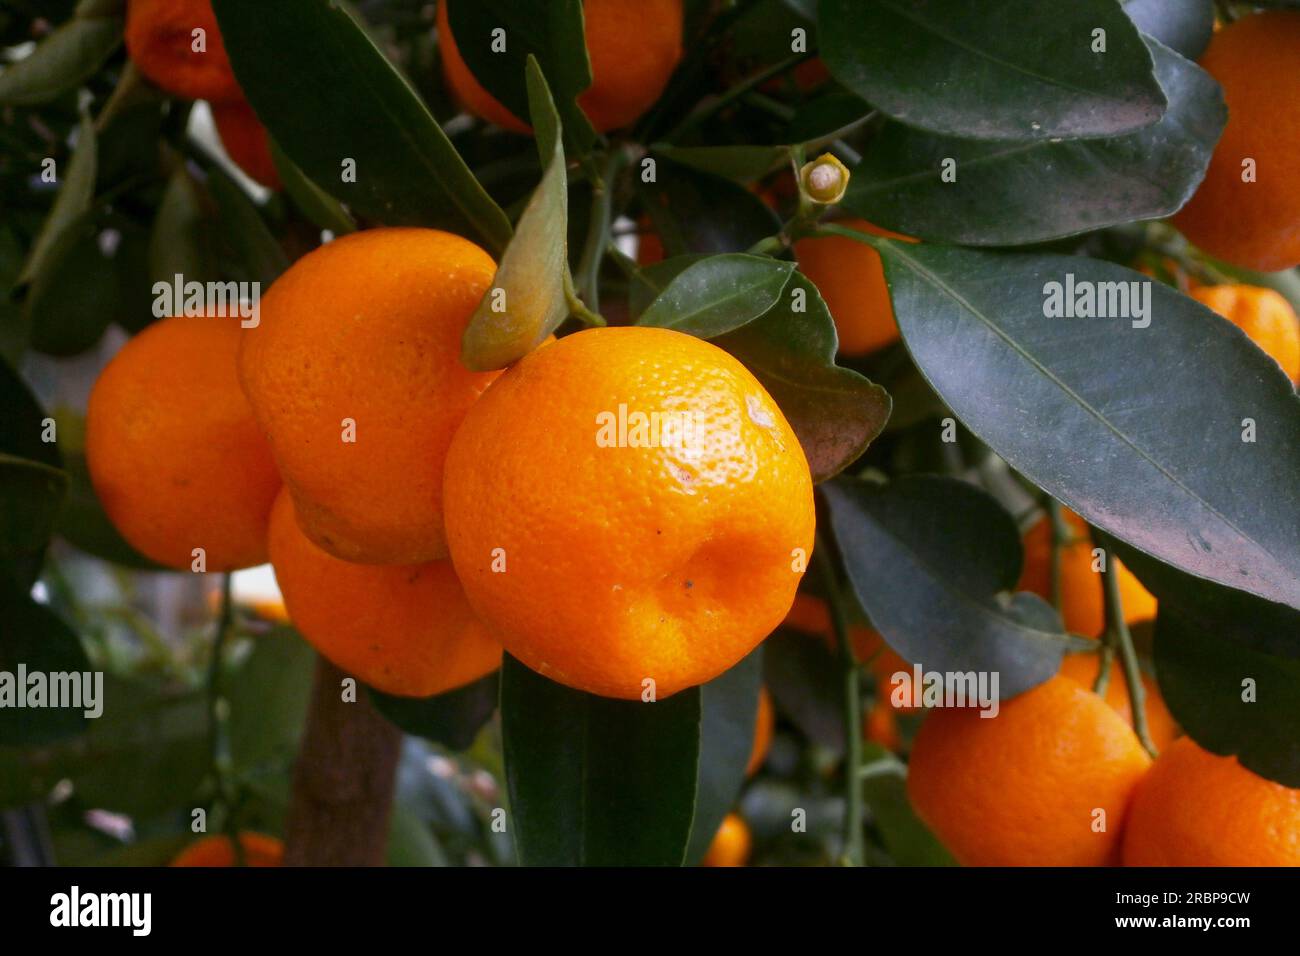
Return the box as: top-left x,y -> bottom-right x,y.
1190,285 -> 1300,383
437,0 -> 683,133
1171,11 -> 1300,271
86,315 -> 280,571
238,228 -> 499,565
1018,509 -> 1157,637
125,0 -> 241,103
907,676 -> 1152,866
443,326 -> 815,700
1057,653 -> 1178,752
267,490 -> 501,698
794,220 -> 916,356
701,813 -> 752,867
863,699 -> 902,751
1123,738 -> 1300,866
170,832 -> 283,867
212,98 -> 280,190
746,687 -> 775,777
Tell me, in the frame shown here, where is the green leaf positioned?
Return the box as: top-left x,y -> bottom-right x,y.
637,254 -> 794,336
1123,0 -> 1214,59
715,273 -> 891,482
0,5 -> 121,106
844,38 -> 1225,246
501,655 -> 700,866
0,355 -> 60,469
651,144 -> 789,182
150,167 -> 218,285
369,672 -> 500,751
444,0 -> 598,154
207,166 -> 290,285
762,626 -> 844,755
212,0 -> 511,254
0,453 -> 67,560
819,0 -> 1166,141
642,160 -> 781,256
227,628 -> 315,772
0,580 -> 91,746
461,58 -> 571,371
858,745 -> 956,866
26,215 -> 115,355
824,476 -> 1069,698
17,111 -> 96,288
878,241 -> 1300,612
269,138 -> 356,236
684,649 -> 763,865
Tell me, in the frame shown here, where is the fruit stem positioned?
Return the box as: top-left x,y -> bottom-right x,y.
1046,498 -> 1069,614
814,536 -> 865,867
574,147 -> 629,316
1100,552 -> 1159,758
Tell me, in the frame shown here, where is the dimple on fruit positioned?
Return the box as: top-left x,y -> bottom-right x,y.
437,0 -> 683,133
267,490 -> 501,699
907,676 -> 1152,866
125,0 -> 241,103
1171,10 -> 1300,272
1122,738 -> 1300,866
86,315 -> 280,572
443,326 -> 816,701
238,228 -> 499,565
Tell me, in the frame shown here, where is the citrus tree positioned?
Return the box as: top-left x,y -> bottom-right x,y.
1,0 -> 1298,868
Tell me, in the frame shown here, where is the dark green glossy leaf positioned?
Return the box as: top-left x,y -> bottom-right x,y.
213,0 -> 511,253
207,166 -> 290,285
370,672 -> 500,751
637,254 -> 794,336
1123,0 -> 1214,59
819,0 -> 1166,141
0,453 -> 67,559
878,241 -> 1300,611
269,138 -> 356,236
150,167 -> 217,285
859,745 -> 956,866
501,654 -> 700,866
684,648 -> 763,865
444,0 -> 597,153
783,93 -> 874,146
0,580 -> 91,746
642,160 -> 781,256
0,6 -> 121,106
1155,601 -> 1300,786
227,628 -> 314,772
27,216 -> 115,355
844,38 -> 1225,246
17,112 -> 96,288
762,626 -> 844,756
715,273 -> 891,482
462,58 -> 571,371
651,144 -> 788,182
0,355 -> 60,469
824,476 -> 1069,698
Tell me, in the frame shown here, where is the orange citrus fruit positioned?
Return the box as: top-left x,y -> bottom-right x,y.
701,813 -> 752,867
1190,285 -> 1300,383
437,0 -> 683,133
1123,737 -> 1300,866
794,219 -> 916,356
443,326 -> 815,700
1057,652 -> 1178,752
125,0 -> 241,103
238,228 -> 499,565
1171,11 -> 1300,271
170,832 -> 283,867
267,489 -> 501,698
212,98 -> 280,190
907,676 -> 1152,866
87,315 -> 280,571
746,687 -> 775,777
1018,509 -> 1157,637
864,699 -> 902,751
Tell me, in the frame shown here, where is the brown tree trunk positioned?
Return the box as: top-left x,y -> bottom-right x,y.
282,655 -> 403,866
